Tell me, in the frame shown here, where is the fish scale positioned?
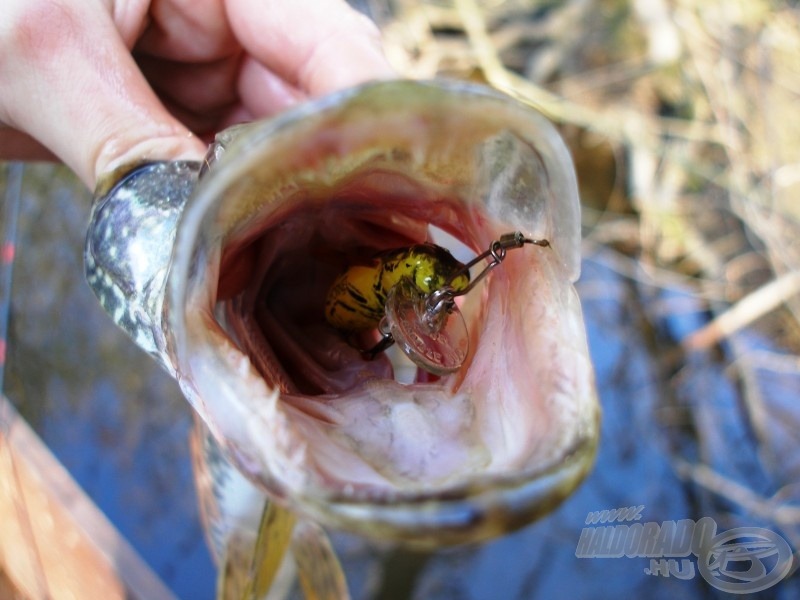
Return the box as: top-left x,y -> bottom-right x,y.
85,161 -> 199,370
191,418 -> 266,564
86,160 -> 291,590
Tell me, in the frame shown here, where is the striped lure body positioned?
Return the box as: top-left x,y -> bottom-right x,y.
324,244 -> 470,332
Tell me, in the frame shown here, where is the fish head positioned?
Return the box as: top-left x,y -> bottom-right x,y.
108,80 -> 598,547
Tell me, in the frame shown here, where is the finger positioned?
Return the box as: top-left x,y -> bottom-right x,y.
134,0 -> 237,61
225,0 -> 395,97
0,0 -> 205,188
141,56 -> 305,138
236,56 -> 306,118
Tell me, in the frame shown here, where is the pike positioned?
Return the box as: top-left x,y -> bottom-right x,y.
85,80 -> 599,597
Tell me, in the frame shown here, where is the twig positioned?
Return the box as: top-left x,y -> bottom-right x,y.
673,458 -> 800,527
683,270 -> 800,351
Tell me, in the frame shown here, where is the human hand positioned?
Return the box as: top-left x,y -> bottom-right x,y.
0,0 -> 393,188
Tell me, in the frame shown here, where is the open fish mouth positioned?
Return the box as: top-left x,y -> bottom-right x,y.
91,80 -> 598,546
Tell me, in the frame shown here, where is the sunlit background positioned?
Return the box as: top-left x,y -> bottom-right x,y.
1,0 -> 799,598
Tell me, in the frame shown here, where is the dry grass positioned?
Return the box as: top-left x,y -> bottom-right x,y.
370,0 -> 800,546
374,0 -> 800,342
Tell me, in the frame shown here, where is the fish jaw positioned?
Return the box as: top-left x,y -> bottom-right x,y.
85,161 -> 200,375
162,79 -> 599,545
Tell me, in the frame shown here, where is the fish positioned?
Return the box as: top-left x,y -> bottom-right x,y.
85,79 -> 599,594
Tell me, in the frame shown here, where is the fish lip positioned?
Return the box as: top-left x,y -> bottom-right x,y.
166,79 -> 598,544
295,416 -> 599,547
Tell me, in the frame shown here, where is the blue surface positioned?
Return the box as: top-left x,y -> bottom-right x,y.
2,164 -> 798,599
4,165 -> 215,600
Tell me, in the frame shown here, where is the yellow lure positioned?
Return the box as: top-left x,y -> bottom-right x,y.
325,244 -> 470,332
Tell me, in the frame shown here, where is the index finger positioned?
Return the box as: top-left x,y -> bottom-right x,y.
224,0 -> 395,97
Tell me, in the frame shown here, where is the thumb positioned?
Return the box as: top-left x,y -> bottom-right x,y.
0,0 -> 205,189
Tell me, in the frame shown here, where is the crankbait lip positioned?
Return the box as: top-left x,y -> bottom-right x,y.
383,276 -> 471,376
357,232 -> 554,373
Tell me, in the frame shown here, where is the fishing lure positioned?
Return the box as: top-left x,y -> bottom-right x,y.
325,232 -> 551,375
324,244 -> 471,332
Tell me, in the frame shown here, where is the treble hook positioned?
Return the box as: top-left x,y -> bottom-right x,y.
364,231 -> 551,362
425,232 -> 551,315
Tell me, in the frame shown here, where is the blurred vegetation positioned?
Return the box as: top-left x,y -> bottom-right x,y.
1,2 -> 799,597
376,0 -> 800,346
369,0 -> 800,558
0,163 -> 211,596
